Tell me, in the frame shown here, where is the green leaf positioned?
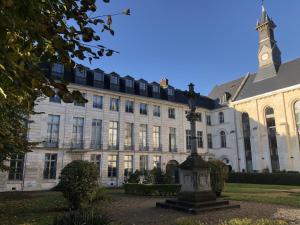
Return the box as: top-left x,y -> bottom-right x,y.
0,87 -> 7,98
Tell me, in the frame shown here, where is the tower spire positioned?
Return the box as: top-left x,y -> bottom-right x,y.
254,0 -> 282,82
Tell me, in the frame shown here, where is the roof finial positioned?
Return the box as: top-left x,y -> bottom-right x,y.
262,0 -> 265,11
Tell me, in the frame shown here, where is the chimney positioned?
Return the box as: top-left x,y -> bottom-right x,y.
160,78 -> 169,88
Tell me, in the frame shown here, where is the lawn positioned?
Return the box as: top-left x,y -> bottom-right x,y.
0,183 -> 300,225
222,183 -> 300,208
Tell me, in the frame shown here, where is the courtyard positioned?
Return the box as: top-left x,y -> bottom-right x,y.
1,183 -> 300,225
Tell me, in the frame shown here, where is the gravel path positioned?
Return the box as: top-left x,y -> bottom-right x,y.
97,191 -> 300,225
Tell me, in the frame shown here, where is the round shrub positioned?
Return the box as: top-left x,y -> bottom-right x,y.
59,160 -> 99,209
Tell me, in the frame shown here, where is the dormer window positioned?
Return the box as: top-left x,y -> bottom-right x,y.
75,67 -> 86,78
168,87 -> 174,96
111,75 -> 119,85
126,79 -> 134,88
94,71 -> 104,81
140,82 -> 147,91
52,63 -> 64,76
153,85 -> 160,93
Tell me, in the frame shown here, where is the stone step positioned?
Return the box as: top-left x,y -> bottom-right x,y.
165,199 -> 229,208
156,201 -> 240,214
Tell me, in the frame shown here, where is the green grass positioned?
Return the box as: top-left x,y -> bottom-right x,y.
0,191 -> 67,225
222,183 -> 300,208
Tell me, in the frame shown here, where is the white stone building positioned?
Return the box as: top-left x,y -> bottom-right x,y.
1,5 -> 300,191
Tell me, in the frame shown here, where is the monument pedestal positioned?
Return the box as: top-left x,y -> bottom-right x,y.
156,154 -> 240,214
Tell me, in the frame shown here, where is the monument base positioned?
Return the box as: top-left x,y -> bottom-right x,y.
156,198 -> 240,214
178,190 -> 216,202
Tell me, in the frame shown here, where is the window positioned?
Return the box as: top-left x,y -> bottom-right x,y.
124,155 -> 133,177
47,115 -> 60,147
197,113 -> 202,122
126,79 -> 133,88
219,112 -> 224,124
153,85 -> 160,93
168,88 -> 174,96
74,93 -> 86,107
153,105 -> 160,117
140,155 -> 148,173
139,124 -> 148,150
294,101 -> 300,145
140,103 -> 148,115
206,115 -> 211,125
207,133 -> 213,149
140,82 -> 147,91
43,153 -> 57,179
168,108 -> 176,119
108,155 -> 117,177
110,98 -> 119,111
49,89 -> 61,103
75,67 -> 86,78
153,156 -> 161,168
91,154 -> 101,173
124,123 -> 133,149
93,95 -> 103,109
108,121 -> 118,149
91,119 -> 102,149
111,75 -> 118,85
186,130 -> 192,150
265,106 -> 280,171
8,155 -> 24,180
242,113 -> 253,172
220,131 -> 226,148
153,126 -> 161,150
169,127 -> 176,152
52,63 -> 64,75
94,71 -> 103,81
197,131 -> 203,148
72,117 -> 84,148
125,100 -> 134,113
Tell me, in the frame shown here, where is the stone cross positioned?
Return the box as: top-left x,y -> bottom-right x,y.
186,83 -> 202,156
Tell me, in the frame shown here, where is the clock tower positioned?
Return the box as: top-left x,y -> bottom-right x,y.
254,3 -> 281,82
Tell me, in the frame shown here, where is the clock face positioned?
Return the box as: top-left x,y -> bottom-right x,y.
261,53 -> 269,61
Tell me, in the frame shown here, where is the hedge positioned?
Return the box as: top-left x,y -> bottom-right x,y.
228,172 -> 300,186
124,183 -> 181,196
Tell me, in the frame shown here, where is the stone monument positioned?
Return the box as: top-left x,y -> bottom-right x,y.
156,83 -> 240,213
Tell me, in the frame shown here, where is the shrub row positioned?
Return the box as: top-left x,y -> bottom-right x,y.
124,183 -> 181,196
228,172 -> 300,186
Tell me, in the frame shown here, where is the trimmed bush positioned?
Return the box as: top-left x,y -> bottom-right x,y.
125,168 -> 173,184
228,172 -> 300,186
209,160 -> 229,197
124,183 -> 181,196
59,160 -> 99,209
53,210 -> 112,225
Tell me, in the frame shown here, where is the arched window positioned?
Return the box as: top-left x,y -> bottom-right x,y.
219,112 -> 224,124
242,113 -> 252,172
265,106 -> 280,171
220,131 -> 226,148
294,101 -> 300,145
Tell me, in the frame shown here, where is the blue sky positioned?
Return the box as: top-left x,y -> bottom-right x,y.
80,0 -> 300,95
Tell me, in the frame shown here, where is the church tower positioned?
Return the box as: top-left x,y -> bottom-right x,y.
254,3 -> 281,82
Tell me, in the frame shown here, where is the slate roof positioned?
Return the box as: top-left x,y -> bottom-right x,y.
208,77 -> 245,106
47,65 -> 216,110
235,57 -> 300,101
